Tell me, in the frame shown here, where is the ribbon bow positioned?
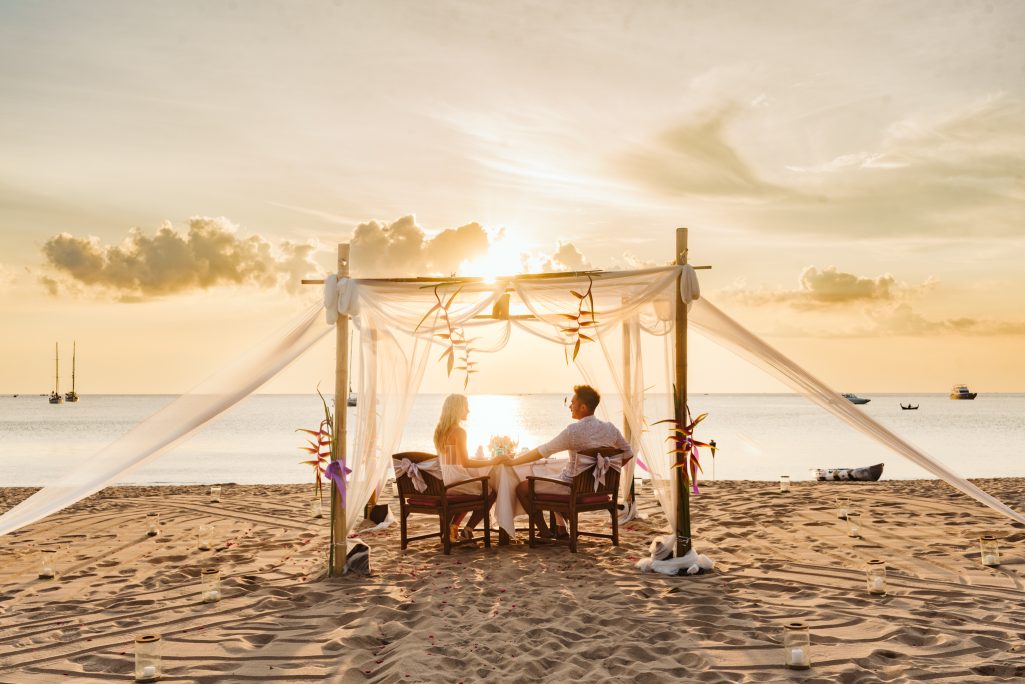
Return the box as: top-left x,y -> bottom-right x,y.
573,452 -> 623,492
324,459 -> 352,503
392,457 -> 442,493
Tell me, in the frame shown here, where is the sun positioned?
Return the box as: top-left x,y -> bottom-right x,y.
458,233 -> 528,280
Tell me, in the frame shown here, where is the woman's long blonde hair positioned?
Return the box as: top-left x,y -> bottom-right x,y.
433,394 -> 468,454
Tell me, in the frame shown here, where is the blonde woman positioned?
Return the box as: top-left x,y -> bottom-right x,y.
434,394 -> 505,541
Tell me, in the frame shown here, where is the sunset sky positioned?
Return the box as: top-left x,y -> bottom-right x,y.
2,0 -> 1023,395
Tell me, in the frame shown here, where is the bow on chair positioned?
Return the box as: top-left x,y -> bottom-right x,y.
577,453 -> 623,492
392,458 -> 442,493
325,460 -> 352,502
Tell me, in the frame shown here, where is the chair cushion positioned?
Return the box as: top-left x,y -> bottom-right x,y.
406,494 -> 482,507
535,493 -> 612,505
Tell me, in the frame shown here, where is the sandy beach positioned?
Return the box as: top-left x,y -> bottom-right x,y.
2,479 -> 1023,683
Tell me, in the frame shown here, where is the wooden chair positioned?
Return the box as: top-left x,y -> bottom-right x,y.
393,451 -> 491,554
526,447 -> 630,553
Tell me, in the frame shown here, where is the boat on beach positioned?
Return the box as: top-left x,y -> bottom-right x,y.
950,384 -> 977,400
842,393 -> 870,405
812,463 -> 884,481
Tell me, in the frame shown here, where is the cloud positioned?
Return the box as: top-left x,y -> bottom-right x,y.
719,265 -> 924,308
541,241 -> 591,272
618,103 -> 789,200
40,217 -> 320,298
349,215 -> 490,277
865,304 -> 1025,337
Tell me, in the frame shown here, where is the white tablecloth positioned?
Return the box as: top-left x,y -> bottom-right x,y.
493,459 -> 568,538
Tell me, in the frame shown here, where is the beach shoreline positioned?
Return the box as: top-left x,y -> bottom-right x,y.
2,479 -> 1024,682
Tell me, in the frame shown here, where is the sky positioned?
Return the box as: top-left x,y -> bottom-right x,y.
1,0 -> 1024,395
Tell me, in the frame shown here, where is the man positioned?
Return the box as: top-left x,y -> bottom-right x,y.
509,384 -> 634,538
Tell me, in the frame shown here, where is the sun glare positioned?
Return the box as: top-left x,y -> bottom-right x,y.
459,233 -> 527,279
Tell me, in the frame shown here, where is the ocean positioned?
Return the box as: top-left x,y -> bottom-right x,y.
1,393 -> 1023,487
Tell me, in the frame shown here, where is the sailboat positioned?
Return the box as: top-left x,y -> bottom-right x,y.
48,343 -> 63,404
65,341 -> 79,402
346,331 -> 357,407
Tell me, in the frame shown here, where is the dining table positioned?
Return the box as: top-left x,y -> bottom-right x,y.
441,457 -> 568,543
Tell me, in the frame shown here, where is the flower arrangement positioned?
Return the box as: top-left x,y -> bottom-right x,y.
653,384 -> 717,494
488,434 -> 518,458
296,386 -> 333,502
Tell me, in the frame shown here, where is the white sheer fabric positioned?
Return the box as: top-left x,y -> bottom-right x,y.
4,265 -> 1024,541
0,304 -> 332,536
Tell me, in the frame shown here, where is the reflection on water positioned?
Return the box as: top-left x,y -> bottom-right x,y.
1,394 -> 1024,486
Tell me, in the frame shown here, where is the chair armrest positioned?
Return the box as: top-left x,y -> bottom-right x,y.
443,476 -> 490,491
526,476 -> 571,491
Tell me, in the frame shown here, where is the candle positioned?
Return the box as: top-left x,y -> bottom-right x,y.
789,647 -> 808,666
141,665 -> 156,678
983,554 -> 998,566
206,590 -> 221,602
41,566 -> 54,577
871,577 -> 885,592
838,508 -> 848,518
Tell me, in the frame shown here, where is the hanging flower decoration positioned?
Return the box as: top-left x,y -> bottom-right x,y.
559,274 -> 597,362
416,283 -> 477,389
296,386 -> 334,503
653,385 -> 716,494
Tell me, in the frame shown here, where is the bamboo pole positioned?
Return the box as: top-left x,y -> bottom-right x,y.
330,243 -> 350,576
674,227 -> 692,557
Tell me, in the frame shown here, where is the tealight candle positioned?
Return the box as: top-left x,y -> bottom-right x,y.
980,536 -> 1000,567
197,524 -> 213,551
146,512 -> 160,537
38,548 -> 57,579
200,568 -> 221,603
209,486 -> 221,503
866,559 -> 886,595
846,511 -> 862,538
134,633 -> 161,682
783,622 -> 811,669
779,475 -> 791,493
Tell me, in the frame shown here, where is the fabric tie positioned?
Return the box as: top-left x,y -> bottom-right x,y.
325,459 -> 352,503
392,457 -> 442,493
572,453 -> 623,492
323,275 -> 360,325
679,264 -> 701,312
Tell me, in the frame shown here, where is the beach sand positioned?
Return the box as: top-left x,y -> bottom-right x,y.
1,479 -> 1024,683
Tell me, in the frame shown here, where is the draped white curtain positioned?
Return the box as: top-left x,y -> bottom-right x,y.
4,265 -> 1024,539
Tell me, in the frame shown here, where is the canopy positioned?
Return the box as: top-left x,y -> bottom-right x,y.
2,264 -> 1023,542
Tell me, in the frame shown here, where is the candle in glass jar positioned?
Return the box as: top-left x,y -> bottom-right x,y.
141,666 -> 156,679
789,647 -> 808,667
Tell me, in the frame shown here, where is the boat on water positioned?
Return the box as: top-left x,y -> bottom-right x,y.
842,393 -> 870,405
900,403 -> 919,410
48,343 -> 63,404
345,331 -> 356,407
347,391 -> 357,407
950,384 -> 977,400
812,463 -> 884,481
65,340 -> 79,402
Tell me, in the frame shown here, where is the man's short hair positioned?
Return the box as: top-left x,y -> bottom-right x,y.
573,385 -> 600,413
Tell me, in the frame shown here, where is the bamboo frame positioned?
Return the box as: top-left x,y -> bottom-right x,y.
674,227 -> 692,556
330,244 -> 350,576
311,230 -> 704,573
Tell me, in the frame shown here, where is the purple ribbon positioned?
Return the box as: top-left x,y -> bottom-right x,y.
325,460 -> 352,503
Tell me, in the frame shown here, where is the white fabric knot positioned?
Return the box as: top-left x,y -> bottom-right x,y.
679,264 -> 701,312
572,453 -> 623,492
392,457 -> 442,493
323,275 -> 360,325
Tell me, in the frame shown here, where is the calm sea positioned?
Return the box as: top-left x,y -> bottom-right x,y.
1,394 -> 1023,487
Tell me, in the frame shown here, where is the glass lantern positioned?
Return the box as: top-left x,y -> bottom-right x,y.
209,486 -> 221,503
311,497 -> 324,518
846,511 -> 862,538
836,496 -> 850,520
980,536 -> 1001,567
146,512 -> 160,537
200,568 -> 221,602
866,559 -> 886,594
196,525 -> 213,551
134,634 -> 162,682
779,475 -> 791,493
38,548 -> 57,579
783,622 -> 811,669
